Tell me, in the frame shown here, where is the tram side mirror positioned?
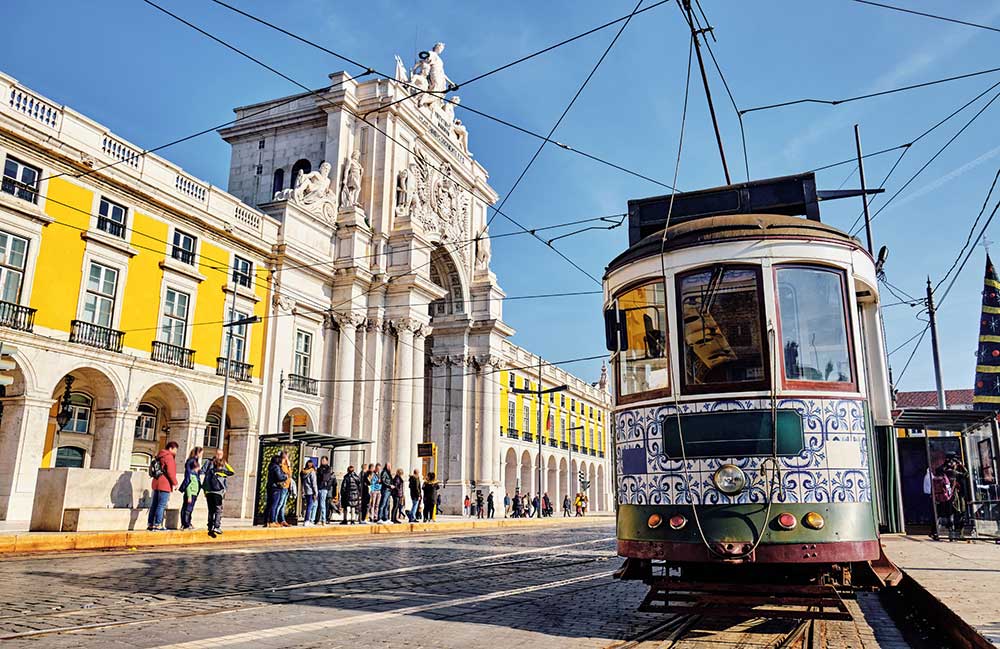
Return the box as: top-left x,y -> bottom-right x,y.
604,308 -> 628,352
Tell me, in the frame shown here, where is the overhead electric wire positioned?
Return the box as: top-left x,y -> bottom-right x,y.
893,324 -> 929,385
887,326 -> 930,357
209,0 -> 677,192
741,65 -> 1000,115
846,145 -> 910,233
849,0 -> 1000,35
935,168 -> 1000,293
484,0 -> 646,232
853,84 -> 1000,235
937,196 -> 1000,306
141,0 -> 604,286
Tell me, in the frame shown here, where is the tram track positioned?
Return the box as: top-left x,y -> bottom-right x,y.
608,616 -> 822,649
0,538 -> 616,640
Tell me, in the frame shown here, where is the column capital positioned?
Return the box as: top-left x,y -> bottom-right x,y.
474,354 -> 505,371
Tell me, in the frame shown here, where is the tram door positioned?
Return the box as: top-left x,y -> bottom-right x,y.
898,437 -> 933,529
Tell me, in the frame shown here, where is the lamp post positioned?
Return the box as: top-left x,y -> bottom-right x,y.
512,357 -> 566,519
568,424 -> 584,498
220,302 -> 261,452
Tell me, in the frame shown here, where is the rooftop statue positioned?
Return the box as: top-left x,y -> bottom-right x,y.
290,161 -> 337,224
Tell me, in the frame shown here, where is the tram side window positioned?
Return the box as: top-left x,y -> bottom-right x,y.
776,266 -> 853,386
616,282 -> 669,397
677,265 -> 766,391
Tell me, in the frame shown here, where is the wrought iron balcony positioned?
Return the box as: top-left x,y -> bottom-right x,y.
598,451 -> 605,458
506,428 -> 519,439
560,441 -> 569,450
216,357 -> 252,382
150,341 -> 195,369
288,373 -> 318,395
589,449 -> 597,456
0,301 -> 35,332
521,431 -> 534,442
571,444 -> 580,453
97,216 -> 125,238
70,320 -> 124,352
548,439 -> 558,447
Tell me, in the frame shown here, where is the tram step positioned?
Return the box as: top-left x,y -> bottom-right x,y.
639,580 -> 852,621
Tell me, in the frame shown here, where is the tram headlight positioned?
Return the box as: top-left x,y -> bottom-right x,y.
647,514 -> 663,529
712,464 -> 747,495
804,512 -> 825,530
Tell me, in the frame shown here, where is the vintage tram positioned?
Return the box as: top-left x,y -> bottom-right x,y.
604,174 -> 895,602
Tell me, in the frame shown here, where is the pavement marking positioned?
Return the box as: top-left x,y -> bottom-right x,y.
152,570 -> 616,648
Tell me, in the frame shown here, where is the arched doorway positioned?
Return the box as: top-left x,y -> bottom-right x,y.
132,381 -> 191,462
546,455 -> 557,504
589,464 -> 597,511
519,450 -> 532,496
427,246 -> 465,317
559,457 -> 568,511
206,395 -> 250,456
597,464 -> 606,512
281,407 -> 313,435
503,448 -> 517,500
44,368 -> 119,470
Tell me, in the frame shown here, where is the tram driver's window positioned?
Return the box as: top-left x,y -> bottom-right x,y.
617,282 -> 668,397
776,266 -> 853,386
678,265 -> 766,390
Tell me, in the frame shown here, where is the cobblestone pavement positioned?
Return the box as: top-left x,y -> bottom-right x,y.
0,522 -> 913,648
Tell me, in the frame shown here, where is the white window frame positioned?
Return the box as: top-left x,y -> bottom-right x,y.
171,228 -> 197,265
507,400 -> 516,431
232,255 -> 253,289
160,287 -> 190,347
523,403 -> 530,435
63,392 -> 93,434
1,155 -> 41,204
204,413 -> 222,449
223,307 -> 250,362
0,229 -> 29,304
81,261 -> 119,328
294,329 -> 312,377
134,403 -> 158,441
97,196 -> 128,239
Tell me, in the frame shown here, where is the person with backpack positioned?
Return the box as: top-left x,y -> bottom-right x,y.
178,447 -> 203,531
408,470 -> 422,522
146,441 -> 178,531
276,451 -> 293,527
202,450 -> 234,537
340,465 -> 363,524
315,457 -> 334,525
266,454 -> 288,528
377,462 -> 393,522
422,472 -> 440,522
300,459 -> 318,526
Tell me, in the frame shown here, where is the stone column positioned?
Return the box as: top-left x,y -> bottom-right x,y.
168,418 -> 203,460
225,428 -> 254,518
408,325 -> 429,472
476,356 -> 501,490
363,317 -> 385,460
332,312 -> 363,472
0,396 -> 55,521
392,319 -> 415,472
90,408 -> 126,470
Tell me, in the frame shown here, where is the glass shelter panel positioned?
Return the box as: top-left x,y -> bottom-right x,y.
616,282 -> 668,398
678,266 -> 765,390
776,267 -> 853,386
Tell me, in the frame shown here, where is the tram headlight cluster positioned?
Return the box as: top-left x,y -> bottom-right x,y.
712,464 -> 747,495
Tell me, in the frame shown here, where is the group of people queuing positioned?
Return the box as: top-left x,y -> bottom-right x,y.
146,442 -> 236,537
501,491 -> 589,518
264,454 -> 443,526
462,491 -> 496,518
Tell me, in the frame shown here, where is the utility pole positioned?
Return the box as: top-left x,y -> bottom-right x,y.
854,124 -> 874,255
926,278 -> 947,409
512,358 -> 566,519
568,424 -> 585,499
683,0 -> 730,185
220,279 -> 261,450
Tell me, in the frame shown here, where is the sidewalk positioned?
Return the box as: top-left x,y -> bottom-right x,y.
881,535 -> 1000,648
0,514 -> 613,554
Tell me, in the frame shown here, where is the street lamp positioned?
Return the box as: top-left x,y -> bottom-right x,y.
568,424 -> 585,497
219,309 -> 261,452
512,356 -> 566,519
55,375 -> 75,430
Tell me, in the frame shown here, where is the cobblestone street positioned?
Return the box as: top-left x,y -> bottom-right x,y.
0,521 -> 920,648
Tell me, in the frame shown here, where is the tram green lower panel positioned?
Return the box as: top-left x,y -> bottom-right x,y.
617,503 -> 878,545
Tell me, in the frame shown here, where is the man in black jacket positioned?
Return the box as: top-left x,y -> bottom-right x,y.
377,462 -> 393,522
315,457 -> 334,525
408,470 -> 421,522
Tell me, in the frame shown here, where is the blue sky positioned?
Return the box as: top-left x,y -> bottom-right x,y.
3,0 -> 998,392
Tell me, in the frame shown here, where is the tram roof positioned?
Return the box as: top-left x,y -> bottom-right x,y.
892,408 -> 998,432
605,212 -> 861,275
258,432 -> 372,449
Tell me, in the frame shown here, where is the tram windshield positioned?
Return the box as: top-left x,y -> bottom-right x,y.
776,266 -> 853,385
617,282 -> 669,397
678,265 -> 766,391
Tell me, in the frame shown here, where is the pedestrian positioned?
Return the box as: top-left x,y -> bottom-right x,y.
562,494 -> 571,517
378,462 -> 393,522
422,472 -> 440,522
360,464 -> 373,522
277,451 -> 292,526
178,446 -> 203,530
316,456 -> 334,525
340,465 -> 363,524
146,441 -> 178,531
436,492 -> 442,517
503,492 -> 511,518
581,493 -> 589,516
266,454 -> 288,528
463,494 -> 470,516
542,492 -> 552,517
368,463 -> 382,523
574,492 -> 583,517
512,493 -> 522,518
476,491 -> 485,519
408,470 -> 422,522
202,450 -> 234,537
943,455 -> 969,541
300,459 -> 318,526
487,492 -> 495,518
532,494 -> 540,518
392,468 -> 405,523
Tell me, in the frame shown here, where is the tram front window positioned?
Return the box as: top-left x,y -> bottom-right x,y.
617,282 -> 669,397
678,265 -> 766,391
776,266 -> 853,385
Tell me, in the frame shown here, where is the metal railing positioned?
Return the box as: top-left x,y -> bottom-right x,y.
0,301 -> 35,332
571,444 -> 580,453
150,341 -> 195,369
70,320 -> 124,352
598,451 -> 605,458
97,216 -> 125,238
216,357 -> 252,382
171,246 -> 195,265
549,439 -> 558,447
521,431 -> 534,442
506,428 -> 519,439
288,373 -> 318,395
560,441 -> 569,450
1,177 -> 37,204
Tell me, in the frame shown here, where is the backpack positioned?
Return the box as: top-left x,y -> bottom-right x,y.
148,456 -> 164,479
932,474 -> 953,504
205,467 -> 226,493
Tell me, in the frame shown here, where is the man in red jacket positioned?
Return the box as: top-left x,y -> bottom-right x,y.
147,441 -> 179,531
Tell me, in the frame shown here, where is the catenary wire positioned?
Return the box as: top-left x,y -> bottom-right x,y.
935,168 -> 1000,292
741,65 -> 1000,115
846,145 -> 910,233
849,0 -> 1000,35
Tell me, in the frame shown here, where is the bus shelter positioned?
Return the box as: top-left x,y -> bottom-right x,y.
252,432 -> 371,526
893,408 -> 1000,540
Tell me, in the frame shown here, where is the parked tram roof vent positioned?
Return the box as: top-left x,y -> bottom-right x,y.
627,172 -> 882,247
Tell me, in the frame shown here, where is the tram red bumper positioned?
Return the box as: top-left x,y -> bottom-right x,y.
618,539 -> 880,564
